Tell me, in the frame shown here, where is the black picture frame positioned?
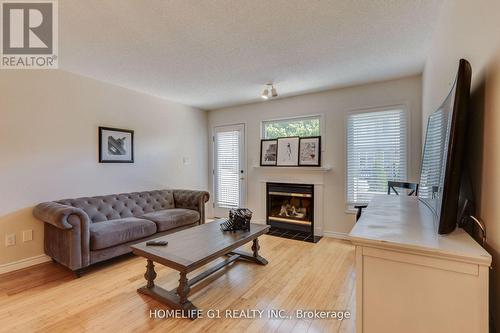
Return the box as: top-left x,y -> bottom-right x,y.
98,126 -> 134,163
260,139 -> 278,166
276,136 -> 300,166
299,136 -> 321,166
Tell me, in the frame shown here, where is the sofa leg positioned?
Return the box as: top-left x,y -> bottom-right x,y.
51,258 -> 57,263
74,269 -> 84,278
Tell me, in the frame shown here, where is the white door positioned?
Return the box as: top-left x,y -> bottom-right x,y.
213,124 -> 246,217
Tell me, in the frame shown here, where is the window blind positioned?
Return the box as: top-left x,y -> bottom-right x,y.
419,108 -> 448,199
347,109 -> 408,205
215,130 -> 240,208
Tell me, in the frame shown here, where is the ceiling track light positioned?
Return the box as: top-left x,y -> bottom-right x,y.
271,86 -> 277,97
261,83 -> 278,100
261,88 -> 269,100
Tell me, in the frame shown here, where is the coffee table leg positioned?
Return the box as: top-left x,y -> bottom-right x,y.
251,238 -> 268,265
177,271 -> 190,305
252,238 -> 260,257
176,271 -> 198,319
229,238 -> 268,265
145,259 -> 157,288
138,263 -> 198,320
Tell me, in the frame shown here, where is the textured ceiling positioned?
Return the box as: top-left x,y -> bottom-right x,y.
59,0 -> 443,110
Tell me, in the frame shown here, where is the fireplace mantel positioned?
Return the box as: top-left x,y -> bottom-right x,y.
253,165 -> 332,172
258,179 -> 325,185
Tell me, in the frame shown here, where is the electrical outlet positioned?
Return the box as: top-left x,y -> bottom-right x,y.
5,234 -> 15,247
23,230 -> 33,242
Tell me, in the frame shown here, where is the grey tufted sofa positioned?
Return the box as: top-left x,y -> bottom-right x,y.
33,189 -> 209,276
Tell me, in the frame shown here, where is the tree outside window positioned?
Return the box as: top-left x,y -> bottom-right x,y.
263,116 -> 320,139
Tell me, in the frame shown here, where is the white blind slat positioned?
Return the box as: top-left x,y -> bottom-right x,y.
419,108 -> 449,199
347,109 -> 408,205
215,130 -> 240,208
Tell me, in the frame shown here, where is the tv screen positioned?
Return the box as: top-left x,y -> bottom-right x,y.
418,59 -> 472,234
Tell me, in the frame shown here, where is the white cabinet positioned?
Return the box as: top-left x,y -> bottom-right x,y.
349,195 -> 491,333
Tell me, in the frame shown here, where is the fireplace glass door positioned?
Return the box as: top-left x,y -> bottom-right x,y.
268,192 -> 313,225
266,183 -> 314,235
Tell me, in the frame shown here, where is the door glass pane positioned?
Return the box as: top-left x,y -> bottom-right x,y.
215,130 -> 240,208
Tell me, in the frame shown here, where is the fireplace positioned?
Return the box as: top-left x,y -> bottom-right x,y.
266,182 -> 319,242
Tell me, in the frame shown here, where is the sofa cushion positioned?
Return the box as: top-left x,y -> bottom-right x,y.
89,217 -> 157,250
141,209 -> 200,232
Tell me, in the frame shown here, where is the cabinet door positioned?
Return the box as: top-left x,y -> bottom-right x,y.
358,247 -> 487,333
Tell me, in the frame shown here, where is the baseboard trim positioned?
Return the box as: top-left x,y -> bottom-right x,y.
323,231 -> 350,240
0,254 -> 51,275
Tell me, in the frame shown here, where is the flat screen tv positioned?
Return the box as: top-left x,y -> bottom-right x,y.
418,59 -> 472,234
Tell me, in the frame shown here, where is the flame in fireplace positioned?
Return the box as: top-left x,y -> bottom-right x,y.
279,204 -> 306,219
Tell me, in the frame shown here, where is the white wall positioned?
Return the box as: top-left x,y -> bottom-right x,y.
0,70 -> 208,266
422,0 -> 500,122
208,75 -> 422,235
422,0 -> 500,326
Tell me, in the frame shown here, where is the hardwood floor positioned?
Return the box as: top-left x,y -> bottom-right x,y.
0,236 -> 355,333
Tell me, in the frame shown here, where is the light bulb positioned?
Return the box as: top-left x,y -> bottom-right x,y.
261,88 -> 269,99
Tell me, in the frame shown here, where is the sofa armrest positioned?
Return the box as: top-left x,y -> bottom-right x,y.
33,201 -> 90,230
173,190 -> 210,224
33,202 -> 91,270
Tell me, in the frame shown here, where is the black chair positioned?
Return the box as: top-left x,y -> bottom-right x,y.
431,185 -> 439,199
354,204 -> 368,221
355,181 -> 419,221
387,181 -> 419,196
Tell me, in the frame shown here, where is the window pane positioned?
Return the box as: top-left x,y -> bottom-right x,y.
263,116 -> 320,139
346,109 -> 408,205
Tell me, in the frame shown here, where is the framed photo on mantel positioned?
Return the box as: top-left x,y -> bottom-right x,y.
260,139 -> 278,166
99,126 -> 134,163
276,137 -> 299,166
299,136 -> 321,166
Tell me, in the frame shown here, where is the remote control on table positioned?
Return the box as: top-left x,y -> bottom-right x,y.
146,240 -> 168,246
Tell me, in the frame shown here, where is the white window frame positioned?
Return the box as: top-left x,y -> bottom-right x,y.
344,104 -> 411,211
261,114 -> 325,141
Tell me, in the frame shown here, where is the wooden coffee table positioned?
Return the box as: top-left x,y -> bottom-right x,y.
131,220 -> 270,319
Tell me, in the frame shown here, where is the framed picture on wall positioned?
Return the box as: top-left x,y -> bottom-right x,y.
276,137 -> 299,166
260,139 -> 278,166
99,126 -> 134,163
299,136 -> 321,166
